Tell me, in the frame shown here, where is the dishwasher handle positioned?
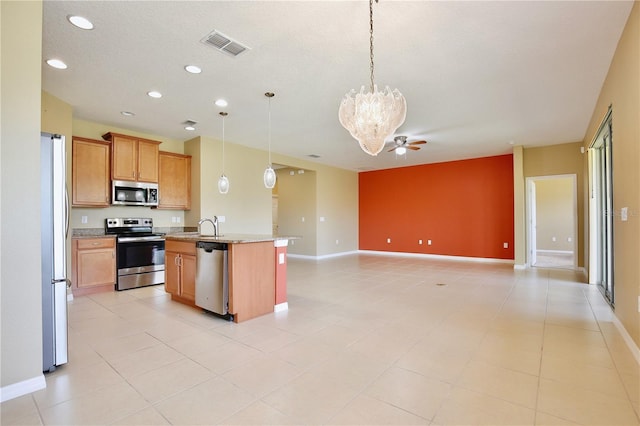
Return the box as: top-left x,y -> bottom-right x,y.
196,241 -> 228,252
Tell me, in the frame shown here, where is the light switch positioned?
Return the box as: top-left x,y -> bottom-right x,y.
428,240 -> 432,245
419,239 -> 423,245
621,207 -> 628,221
320,217 -> 325,222
503,242 -> 509,248
387,238 -> 391,243
278,253 -> 285,264
81,216 -> 88,224
176,217 -> 181,223
301,217 -> 305,222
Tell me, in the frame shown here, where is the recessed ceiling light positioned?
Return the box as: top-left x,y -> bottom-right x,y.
120,111 -> 135,117
215,99 -> 228,107
46,59 -> 67,69
147,91 -> 162,98
185,65 -> 202,74
67,15 -> 94,30
184,126 -> 196,131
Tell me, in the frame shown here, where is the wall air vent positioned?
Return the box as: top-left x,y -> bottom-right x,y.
200,30 -> 249,57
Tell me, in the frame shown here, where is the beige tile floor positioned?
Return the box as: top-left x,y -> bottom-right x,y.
2,254 -> 639,425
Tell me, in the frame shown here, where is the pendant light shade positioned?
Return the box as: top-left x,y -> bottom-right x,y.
263,92 -> 276,189
217,112 -> 229,194
338,0 -> 406,156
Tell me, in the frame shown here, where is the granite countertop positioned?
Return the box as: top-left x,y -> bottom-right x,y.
165,232 -> 297,244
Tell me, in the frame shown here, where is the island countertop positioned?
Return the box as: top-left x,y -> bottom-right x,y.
164,232 -> 296,244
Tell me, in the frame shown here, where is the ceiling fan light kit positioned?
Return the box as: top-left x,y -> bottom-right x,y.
338,0 -> 407,157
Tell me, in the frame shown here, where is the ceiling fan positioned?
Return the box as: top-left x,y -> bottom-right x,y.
387,136 -> 427,154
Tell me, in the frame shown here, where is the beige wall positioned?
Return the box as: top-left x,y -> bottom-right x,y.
184,137 -> 359,256
276,168 -> 317,256
583,2 -> 639,348
523,142 -> 585,267
1,0 -> 45,393
535,178 -> 575,252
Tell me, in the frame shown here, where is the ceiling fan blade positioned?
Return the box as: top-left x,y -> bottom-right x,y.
407,146 -> 420,151
409,140 -> 427,145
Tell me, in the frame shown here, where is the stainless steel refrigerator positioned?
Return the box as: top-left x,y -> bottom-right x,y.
41,133 -> 69,372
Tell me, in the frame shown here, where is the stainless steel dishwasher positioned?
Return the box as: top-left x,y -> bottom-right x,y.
195,241 -> 229,316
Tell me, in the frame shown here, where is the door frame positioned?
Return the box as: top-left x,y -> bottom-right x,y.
526,174 -> 578,269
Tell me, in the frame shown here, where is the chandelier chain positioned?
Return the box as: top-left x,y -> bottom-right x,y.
369,0 -> 376,92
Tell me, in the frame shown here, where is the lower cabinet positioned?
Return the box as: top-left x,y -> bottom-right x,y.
72,237 -> 116,296
165,240 -> 196,303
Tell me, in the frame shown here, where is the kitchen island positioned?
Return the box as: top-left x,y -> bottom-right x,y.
164,233 -> 291,323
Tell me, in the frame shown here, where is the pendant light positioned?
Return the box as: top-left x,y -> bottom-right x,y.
338,0 -> 407,156
263,92 -> 277,189
217,111 -> 230,194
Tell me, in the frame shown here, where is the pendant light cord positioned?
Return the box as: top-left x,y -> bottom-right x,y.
222,115 -> 225,173
268,95 -> 272,166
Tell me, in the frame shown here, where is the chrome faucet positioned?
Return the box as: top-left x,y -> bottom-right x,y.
198,216 -> 218,236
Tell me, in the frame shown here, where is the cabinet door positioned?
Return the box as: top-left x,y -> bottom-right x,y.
72,138 -> 110,207
158,152 -> 191,209
137,140 -> 159,183
165,251 -> 180,295
77,249 -> 115,288
111,135 -> 137,181
181,254 -> 197,301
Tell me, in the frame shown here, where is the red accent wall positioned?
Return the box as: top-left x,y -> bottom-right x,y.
359,154 -> 514,259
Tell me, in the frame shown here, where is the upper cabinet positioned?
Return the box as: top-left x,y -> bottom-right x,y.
72,137 -> 110,207
102,132 -> 160,183
158,151 -> 192,210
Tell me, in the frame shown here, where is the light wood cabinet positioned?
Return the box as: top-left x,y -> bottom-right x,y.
71,237 -> 116,296
158,151 -> 191,210
72,137 -> 111,207
102,132 -> 160,183
165,240 -> 197,304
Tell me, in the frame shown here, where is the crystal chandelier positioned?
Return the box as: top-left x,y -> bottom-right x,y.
217,112 -> 229,194
338,0 -> 406,156
263,92 -> 277,189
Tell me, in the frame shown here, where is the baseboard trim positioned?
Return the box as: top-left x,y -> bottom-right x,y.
359,250 -> 514,264
287,251 -> 358,260
274,302 -> 289,313
288,250 -> 514,263
0,374 -> 46,403
513,263 -> 527,270
536,249 -> 574,254
612,313 -> 640,366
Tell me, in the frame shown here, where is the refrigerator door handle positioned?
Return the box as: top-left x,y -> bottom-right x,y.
65,184 -> 70,239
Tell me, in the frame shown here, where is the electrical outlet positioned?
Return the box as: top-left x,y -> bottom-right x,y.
176,217 -> 181,223
320,217 -> 325,222
81,216 -> 88,224
218,216 -> 226,223
621,207 -> 628,221
419,239 -> 423,245
171,217 -> 177,223
552,237 -> 556,242
301,217 -> 305,222
503,242 -> 509,248
567,237 -> 572,242
335,239 -> 339,245
428,240 -> 432,245
387,238 -> 391,243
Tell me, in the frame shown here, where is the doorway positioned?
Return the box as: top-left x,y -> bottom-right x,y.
588,109 -> 614,306
526,175 -> 578,269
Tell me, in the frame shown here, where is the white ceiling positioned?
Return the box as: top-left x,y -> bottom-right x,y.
42,1 -> 633,172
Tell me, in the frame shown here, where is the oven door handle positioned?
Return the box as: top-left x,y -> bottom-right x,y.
117,236 -> 165,243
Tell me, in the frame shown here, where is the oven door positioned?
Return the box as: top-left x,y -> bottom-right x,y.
116,237 -> 165,290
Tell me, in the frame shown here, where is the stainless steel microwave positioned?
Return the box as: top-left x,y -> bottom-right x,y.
112,180 -> 159,207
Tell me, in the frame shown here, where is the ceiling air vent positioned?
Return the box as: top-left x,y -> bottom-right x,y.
183,120 -> 197,127
201,30 -> 249,57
